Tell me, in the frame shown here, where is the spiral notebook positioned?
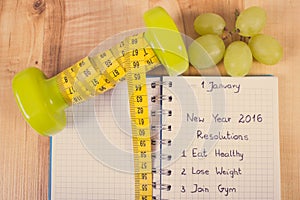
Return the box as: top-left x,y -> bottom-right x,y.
50,76 -> 280,200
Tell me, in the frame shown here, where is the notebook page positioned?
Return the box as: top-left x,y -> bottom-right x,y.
161,76 -> 280,200
50,77 -> 161,200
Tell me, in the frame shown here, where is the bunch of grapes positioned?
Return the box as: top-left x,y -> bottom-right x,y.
188,6 -> 283,76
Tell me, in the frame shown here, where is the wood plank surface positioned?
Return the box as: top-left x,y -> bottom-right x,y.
0,0 -> 299,199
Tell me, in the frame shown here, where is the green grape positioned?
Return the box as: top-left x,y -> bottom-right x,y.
248,34 -> 283,65
235,6 -> 267,37
188,34 -> 225,69
224,41 -> 253,77
194,13 -> 226,36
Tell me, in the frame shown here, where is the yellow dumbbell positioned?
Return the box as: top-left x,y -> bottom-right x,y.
12,7 -> 188,136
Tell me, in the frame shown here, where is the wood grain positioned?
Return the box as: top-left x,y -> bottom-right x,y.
1,0 -> 299,199
0,1 -> 49,199
243,1 -> 300,199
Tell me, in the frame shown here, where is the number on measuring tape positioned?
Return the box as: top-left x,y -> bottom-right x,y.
126,33 -> 154,200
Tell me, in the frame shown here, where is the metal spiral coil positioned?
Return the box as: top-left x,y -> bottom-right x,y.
153,182 -> 172,191
151,139 -> 172,146
151,124 -> 172,131
152,168 -> 172,176
150,80 -> 174,199
151,109 -> 172,117
152,153 -> 172,161
151,95 -> 173,103
151,80 -> 172,88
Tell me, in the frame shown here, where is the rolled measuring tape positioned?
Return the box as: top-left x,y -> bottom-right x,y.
12,6 -> 188,136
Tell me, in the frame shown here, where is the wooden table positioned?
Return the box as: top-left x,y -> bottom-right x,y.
1,0 -> 299,199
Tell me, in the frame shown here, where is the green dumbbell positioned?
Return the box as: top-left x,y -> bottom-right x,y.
12,7 -> 188,136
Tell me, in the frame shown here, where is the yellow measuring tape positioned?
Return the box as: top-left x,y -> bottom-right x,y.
125,33 -> 154,200
56,33 -> 159,105
56,33 -> 158,200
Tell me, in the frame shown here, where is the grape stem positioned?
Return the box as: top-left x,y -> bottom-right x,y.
222,28 -> 238,45
222,27 -> 233,41
222,9 -> 251,45
234,9 -> 240,20
240,35 -> 251,43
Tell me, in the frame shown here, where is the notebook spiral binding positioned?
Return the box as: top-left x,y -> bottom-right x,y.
151,139 -> 172,146
151,80 -> 172,88
150,80 -> 173,200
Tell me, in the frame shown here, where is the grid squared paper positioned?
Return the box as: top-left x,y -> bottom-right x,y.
51,76 -> 280,200
50,78 -> 160,200
161,76 -> 280,200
